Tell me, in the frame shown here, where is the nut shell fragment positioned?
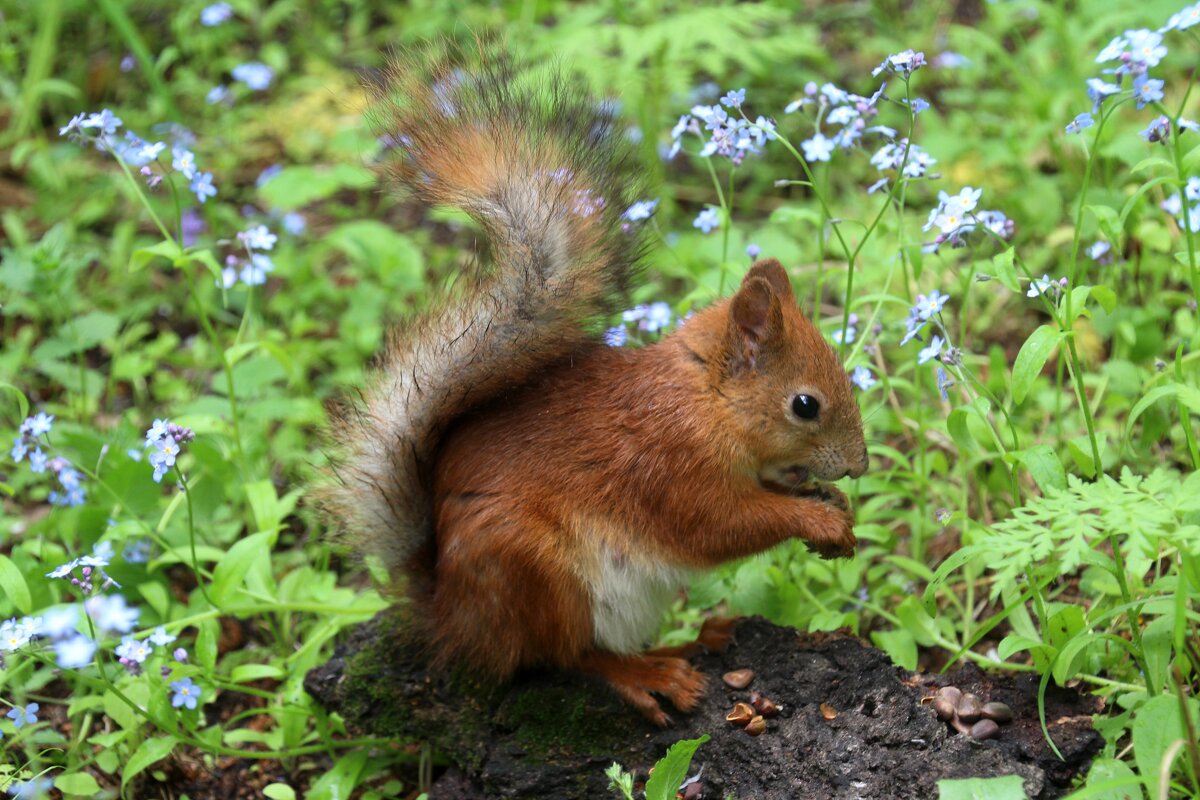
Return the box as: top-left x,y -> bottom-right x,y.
936,686 -> 963,705
723,669 -> 755,689
981,702 -> 1013,723
726,702 -> 755,727
749,692 -> 780,718
819,702 -> 838,720
956,693 -> 983,723
744,715 -> 767,736
970,719 -> 1000,740
932,697 -> 956,721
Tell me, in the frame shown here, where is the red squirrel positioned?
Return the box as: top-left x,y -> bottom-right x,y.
320,50 -> 869,726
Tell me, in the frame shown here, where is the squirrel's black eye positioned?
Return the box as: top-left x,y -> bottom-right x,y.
791,394 -> 820,420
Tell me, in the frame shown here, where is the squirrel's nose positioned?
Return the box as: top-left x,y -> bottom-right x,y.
846,446 -> 868,479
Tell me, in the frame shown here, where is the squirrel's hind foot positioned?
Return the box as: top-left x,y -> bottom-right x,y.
578,651 -> 708,727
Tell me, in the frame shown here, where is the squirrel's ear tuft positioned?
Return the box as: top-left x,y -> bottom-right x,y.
728,276 -> 783,371
744,258 -> 795,304
731,277 -> 776,342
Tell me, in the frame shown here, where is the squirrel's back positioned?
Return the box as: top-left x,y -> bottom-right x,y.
318,47 -> 646,579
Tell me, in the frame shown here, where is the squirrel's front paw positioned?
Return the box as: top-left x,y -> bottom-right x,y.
802,507 -> 857,559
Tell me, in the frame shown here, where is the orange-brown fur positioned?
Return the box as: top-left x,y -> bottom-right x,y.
322,51 -> 868,726
426,261 -> 867,725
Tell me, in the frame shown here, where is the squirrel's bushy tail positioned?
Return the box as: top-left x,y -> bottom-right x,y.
320,46 -> 644,577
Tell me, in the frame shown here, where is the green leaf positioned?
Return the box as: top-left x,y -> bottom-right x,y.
936,774 -> 1027,800
0,382 -> 30,423
1081,758 -> 1141,800
1013,445 -> 1066,492
871,628 -> 917,670
1141,615 -> 1174,696
1011,325 -> 1063,404
210,531 -> 273,606
258,164 -> 374,210
263,785 -> 297,800
1085,204 -> 1121,243
1133,694 -> 1199,800
306,751 -> 369,800
644,735 -> 710,800
131,239 -> 184,271
1126,383 -> 1200,442
0,555 -> 32,613
991,247 -> 1020,292
231,663 -> 286,683
55,772 -> 102,796
122,735 -> 178,787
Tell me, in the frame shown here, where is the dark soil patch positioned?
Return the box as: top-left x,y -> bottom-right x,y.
305,611 -> 1104,799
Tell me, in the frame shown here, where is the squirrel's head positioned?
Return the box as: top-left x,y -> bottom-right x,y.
682,259 -> 869,491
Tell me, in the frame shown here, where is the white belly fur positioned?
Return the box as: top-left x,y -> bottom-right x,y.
583,532 -> 692,654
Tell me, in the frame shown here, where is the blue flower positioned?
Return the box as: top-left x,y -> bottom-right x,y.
257,164 -> 283,187
170,678 -> 201,710
190,172 -> 217,203
693,208 -> 720,234
171,146 -> 197,180
81,109 -> 122,136
623,199 -> 659,222
28,449 -> 47,473
1066,113 -> 1094,134
150,626 -> 177,647
603,326 -> 627,347
11,438 -> 27,463
1132,75 -> 1164,109
850,366 -> 877,391
918,335 -> 944,365
22,413 -> 53,437
232,62 -> 274,91
904,97 -> 931,115
6,777 -> 53,799
1085,79 -> 1120,109
937,368 -> 953,401
84,594 -> 140,634
801,133 -> 834,162
52,635 -> 95,667
115,634 -> 151,664
720,89 -> 745,108
1165,3 -> 1200,30
282,212 -> 306,235
914,289 -> 950,320
6,703 -> 38,729
1088,241 -> 1112,263
201,2 -> 233,25
746,243 -> 761,259
1095,35 -> 1128,63
1027,274 -> 1056,298
239,224 -> 277,251
1186,177 -> 1200,202
1125,29 -> 1167,68
871,49 -> 926,78
206,84 -> 230,105
239,253 -> 274,286
1140,115 -> 1170,143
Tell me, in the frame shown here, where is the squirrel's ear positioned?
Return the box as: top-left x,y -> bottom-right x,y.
743,258 -> 795,304
728,276 -> 782,371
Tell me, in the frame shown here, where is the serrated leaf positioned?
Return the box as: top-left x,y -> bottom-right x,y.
644,735 -> 710,800
122,735 -> 178,787
1011,325 -> 1063,404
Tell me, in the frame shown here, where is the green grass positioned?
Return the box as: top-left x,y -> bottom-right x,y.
1,0 -> 1199,797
